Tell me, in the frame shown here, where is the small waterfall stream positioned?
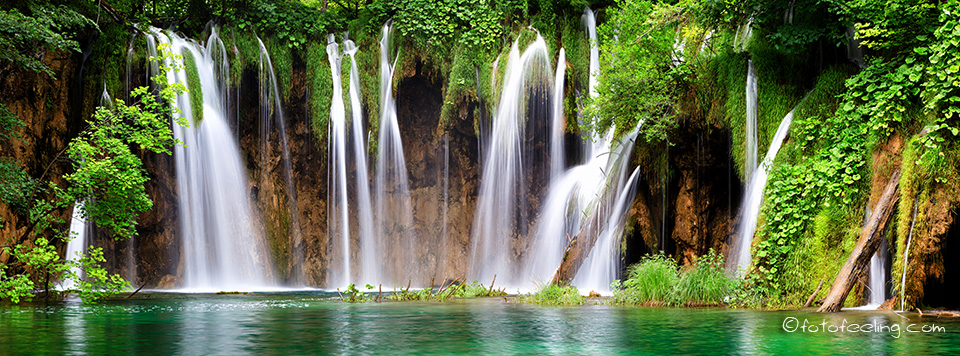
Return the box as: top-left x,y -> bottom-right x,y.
325,35 -> 352,287
728,108 -> 795,276
257,36 -> 304,283
344,38 -> 378,284
374,23 -> 415,286
744,60 -> 758,179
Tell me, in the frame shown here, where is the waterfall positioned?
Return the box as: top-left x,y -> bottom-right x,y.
154,28 -> 274,291
374,22 -> 415,285
866,239 -> 888,307
571,166 -> 643,294
61,202 -> 87,290
744,60 -> 758,179
519,7 -> 644,294
550,48 -> 566,181
256,36 -> 304,284
727,108 -> 795,276
325,34 -> 353,287
469,32 -> 553,287
344,38 -> 378,284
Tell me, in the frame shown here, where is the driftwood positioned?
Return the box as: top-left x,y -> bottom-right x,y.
817,169 -> 901,313
551,217 -> 600,285
803,279 -> 824,308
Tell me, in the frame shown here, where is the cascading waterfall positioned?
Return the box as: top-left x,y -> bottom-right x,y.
325,34 -> 353,287
524,7 -> 645,294
374,23 -> 415,285
257,36 -> 304,283
744,60 -> 758,179
570,165 -> 642,294
469,32 -> 553,287
344,38 -> 378,284
154,28 -> 273,290
727,108 -> 796,276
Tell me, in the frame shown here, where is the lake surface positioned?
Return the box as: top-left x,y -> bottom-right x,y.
1,292 -> 958,355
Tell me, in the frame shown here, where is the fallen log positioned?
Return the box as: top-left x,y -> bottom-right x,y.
803,279 -> 824,308
551,217 -> 600,285
817,169 -> 901,313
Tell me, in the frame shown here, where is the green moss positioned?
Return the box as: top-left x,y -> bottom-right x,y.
181,49 -> 204,124
440,46 -> 478,129
305,42 -> 332,143
232,29 -> 260,85
749,37 -> 811,160
264,35 -> 293,101
560,19 -> 590,133
83,23 -> 127,119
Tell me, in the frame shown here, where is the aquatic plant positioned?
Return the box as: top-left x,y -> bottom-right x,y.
519,284 -> 585,306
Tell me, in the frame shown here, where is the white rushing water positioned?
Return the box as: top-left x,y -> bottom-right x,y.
744,60 -> 758,180
325,34 -> 353,288
727,108 -> 795,276
257,35 -> 304,284
61,202 -> 87,290
344,38 -> 379,285
469,32 -> 553,287
155,28 -> 273,291
374,22 -> 415,286
524,8 -> 644,295
550,48 -> 567,181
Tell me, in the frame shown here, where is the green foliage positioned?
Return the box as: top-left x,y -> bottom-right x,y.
0,44 -> 185,304
518,283 -> 585,306
391,0 -> 502,61
0,264 -> 33,303
181,49 -> 204,123
691,0 -> 846,54
1,237 -> 66,302
384,280 -> 506,302
751,67 -> 869,305
611,252 -> 678,305
66,45 -> 187,238
611,250 -> 733,306
847,0 -> 940,53
67,246 -> 131,303
341,283 -> 373,302
586,0 -> 684,142
672,250 -> 731,305
0,105 -> 25,141
224,0 -> 340,51
264,35 -> 294,101
0,4 -> 94,76
0,158 -> 37,214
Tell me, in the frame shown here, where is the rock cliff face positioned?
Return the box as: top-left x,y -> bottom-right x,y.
0,49 -> 79,267
621,121 -> 741,268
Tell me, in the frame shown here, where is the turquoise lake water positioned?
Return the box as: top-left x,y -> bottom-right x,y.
1,292 -> 957,355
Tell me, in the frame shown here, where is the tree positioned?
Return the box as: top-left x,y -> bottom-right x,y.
0,1 -> 187,302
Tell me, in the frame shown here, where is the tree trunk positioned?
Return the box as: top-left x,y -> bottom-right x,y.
817,169 -> 900,313
551,217 -> 599,285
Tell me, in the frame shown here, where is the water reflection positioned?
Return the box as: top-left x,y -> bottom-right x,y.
1,294 -> 958,355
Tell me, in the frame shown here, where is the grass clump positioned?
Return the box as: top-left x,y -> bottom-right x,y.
611,252 -> 679,305
611,250 -> 733,307
519,284 -> 585,306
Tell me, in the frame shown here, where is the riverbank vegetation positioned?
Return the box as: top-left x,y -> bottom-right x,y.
610,250 -> 732,307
